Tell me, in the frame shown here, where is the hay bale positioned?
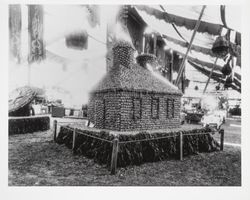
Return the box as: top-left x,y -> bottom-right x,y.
56,126 -> 113,166
9,116 -> 50,135
56,126 -> 220,168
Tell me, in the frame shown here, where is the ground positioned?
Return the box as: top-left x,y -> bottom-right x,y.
8,117 -> 241,186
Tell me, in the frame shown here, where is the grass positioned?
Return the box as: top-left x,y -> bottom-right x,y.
8,128 -> 241,186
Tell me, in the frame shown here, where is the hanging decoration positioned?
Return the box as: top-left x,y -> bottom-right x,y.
136,53 -> 157,68
215,84 -> 220,91
224,75 -> 233,90
189,57 -> 241,81
28,5 -> 45,63
221,55 -> 232,76
215,77 -> 222,91
211,36 -> 229,58
188,60 -> 240,93
9,5 -> 22,63
229,43 -> 241,58
65,31 -> 88,50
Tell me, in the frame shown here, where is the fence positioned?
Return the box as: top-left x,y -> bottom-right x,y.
53,120 -> 224,175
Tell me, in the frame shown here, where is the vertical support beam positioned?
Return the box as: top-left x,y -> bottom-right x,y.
180,132 -> 183,161
146,35 -> 149,54
53,120 -> 57,142
203,57 -> 219,94
110,137 -> 119,175
72,128 -> 76,151
175,5 -> 206,86
142,35 -> 145,54
153,34 -> 157,56
170,50 -> 173,83
220,129 -> 224,151
181,63 -> 185,93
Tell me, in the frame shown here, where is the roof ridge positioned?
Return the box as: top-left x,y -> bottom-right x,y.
91,63 -> 182,95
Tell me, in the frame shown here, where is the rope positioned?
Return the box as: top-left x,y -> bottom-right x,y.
118,131 -> 213,144
182,132 -> 213,136
88,34 -> 106,45
118,134 -> 179,144
57,122 -> 84,124
58,124 -> 216,145
159,5 -> 189,43
60,125 -> 113,143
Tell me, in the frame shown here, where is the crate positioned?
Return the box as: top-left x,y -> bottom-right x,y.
52,106 -> 65,118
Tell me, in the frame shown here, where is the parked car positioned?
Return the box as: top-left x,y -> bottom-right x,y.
213,110 -> 226,123
201,113 -> 223,130
185,112 -> 204,124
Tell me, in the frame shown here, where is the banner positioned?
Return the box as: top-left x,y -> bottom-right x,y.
9,5 -> 22,63
28,5 -> 45,63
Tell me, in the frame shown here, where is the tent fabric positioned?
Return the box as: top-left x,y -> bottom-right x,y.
162,34 -> 214,57
163,36 -> 241,79
132,5 -> 241,93
134,6 -> 241,66
136,5 -> 222,36
187,57 -> 241,81
188,60 -> 241,93
162,34 -> 241,65
160,5 -> 241,34
135,5 -> 241,45
135,7 -> 216,49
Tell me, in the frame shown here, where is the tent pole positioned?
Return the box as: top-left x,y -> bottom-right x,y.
203,57 -> 219,94
170,50 -> 173,82
175,5 -> 206,86
153,33 -> 157,55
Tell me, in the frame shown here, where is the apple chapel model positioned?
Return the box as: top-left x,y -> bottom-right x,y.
88,40 -> 183,131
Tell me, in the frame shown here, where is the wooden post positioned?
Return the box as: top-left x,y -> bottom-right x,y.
142,35 -> 145,53
153,33 -> 157,56
110,137 -> 119,175
170,50 -> 173,83
181,64 -> 185,93
203,57 -> 219,94
180,132 -> 183,161
72,128 -> 76,151
175,5 -> 206,86
220,129 -> 224,151
53,120 -> 57,142
146,35 -> 149,54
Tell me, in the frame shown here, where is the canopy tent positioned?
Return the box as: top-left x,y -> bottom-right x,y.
132,5 -> 241,93
135,5 -> 241,44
